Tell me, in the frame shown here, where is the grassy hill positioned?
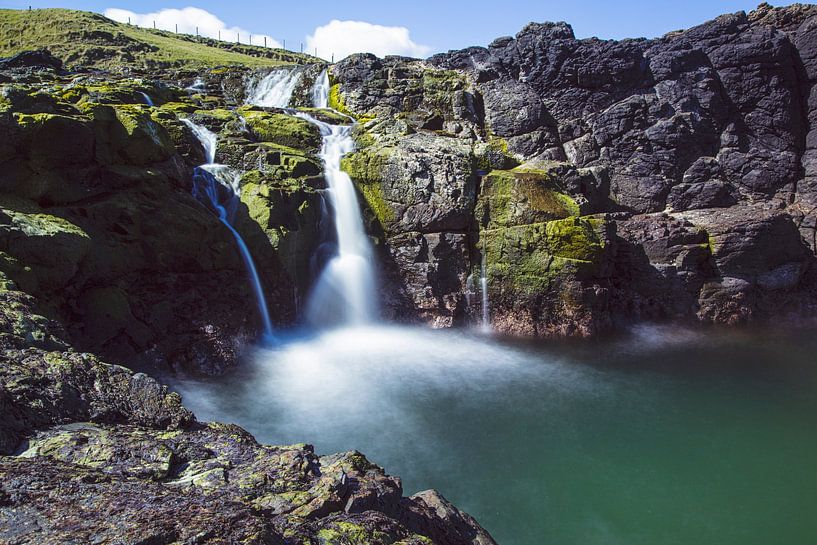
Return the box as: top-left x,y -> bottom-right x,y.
0,8 -> 319,70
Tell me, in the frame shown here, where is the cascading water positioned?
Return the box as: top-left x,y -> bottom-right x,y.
181,118 -> 275,341
311,69 -> 329,109
186,78 -> 205,93
181,118 -> 217,164
299,112 -> 377,326
284,72 -> 377,326
139,92 -> 154,106
480,236 -> 491,332
246,68 -> 303,108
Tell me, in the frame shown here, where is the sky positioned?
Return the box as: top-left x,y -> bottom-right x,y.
0,0 -> 787,60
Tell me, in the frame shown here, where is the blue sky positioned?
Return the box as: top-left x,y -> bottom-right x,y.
1,1 -> 785,58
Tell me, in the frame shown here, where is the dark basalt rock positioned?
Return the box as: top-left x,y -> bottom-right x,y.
331,2 -> 817,333
0,49 -> 63,72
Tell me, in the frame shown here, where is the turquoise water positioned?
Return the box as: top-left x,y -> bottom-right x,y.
177,325 -> 817,545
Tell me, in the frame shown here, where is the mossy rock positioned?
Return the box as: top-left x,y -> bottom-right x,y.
240,110 -> 321,151
1,84 -> 79,115
545,216 -> 606,262
340,147 -> 393,185
0,195 -> 90,291
298,107 -> 352,125
481,216 -> 608,294
316,521 -> 391,545
158,101 -> 198,114
239,178 -> 323,294
251,143 -> 323,181
13,112 -> 95,169
328,83 -> 375,123
110,104 -> 176,164
476,168 -> 579,230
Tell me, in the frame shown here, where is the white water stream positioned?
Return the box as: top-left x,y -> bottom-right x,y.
246,67 -> 303,108
181,119 -> 275,340
300,70 -> 376,326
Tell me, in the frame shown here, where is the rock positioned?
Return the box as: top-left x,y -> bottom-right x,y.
240,109 -> 322,151
0,346 -> 191,454
400,490 -> 497,545
0,49 -> 62,71
1,422 -> 496,545
481,216 -> 615,337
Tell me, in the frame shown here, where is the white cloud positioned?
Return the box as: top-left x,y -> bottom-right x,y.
104,7 -> 281,48
305,20 -> 431,61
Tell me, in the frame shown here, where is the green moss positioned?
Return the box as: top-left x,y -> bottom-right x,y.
317,522 -> 388,545
159,101 -> 197,114
240,110 -> 321,150
545,216 -> 605,262
327,83 -> 374,123
488,136 -> 510,155
481,216 -> 607,295
111,104 -> 175,163
339,147 -> 395,228
328,83 -> 350,116
477,169 -> 579,229
340,147 -> 391,185
358,182 -> 394,227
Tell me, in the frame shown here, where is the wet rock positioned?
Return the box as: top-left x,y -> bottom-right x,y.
1,422 -> 496,545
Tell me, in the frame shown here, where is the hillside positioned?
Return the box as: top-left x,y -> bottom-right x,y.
0,8 -> 318,70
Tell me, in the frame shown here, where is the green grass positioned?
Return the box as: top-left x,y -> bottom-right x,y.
0,8 -> 318,70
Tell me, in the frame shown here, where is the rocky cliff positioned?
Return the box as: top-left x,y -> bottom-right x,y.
333,2 -> 817,335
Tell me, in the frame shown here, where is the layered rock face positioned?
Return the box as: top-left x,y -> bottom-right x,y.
334,2 -> 817,334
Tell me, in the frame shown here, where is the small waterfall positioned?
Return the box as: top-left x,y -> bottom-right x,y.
246,68 -> 302,108
139,92 -> 154,106
183,118 -> 275,341
186,77 -> 205,92
480,236 -> 491,332
311,69 -> 330,109
298,107 -> 377,326
181,119 -> 217,164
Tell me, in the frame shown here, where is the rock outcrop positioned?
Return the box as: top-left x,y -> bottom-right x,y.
331,2 -> 817,333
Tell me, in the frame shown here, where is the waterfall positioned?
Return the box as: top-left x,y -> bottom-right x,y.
186,77 -> 205,92
181,119 -> 217,164
480,236 -> 491,332
246,68 -> 302,108
311,69 -> 329,109
297,108 -> 377,326
139,92 -> 154,106
182,118 -> 275,341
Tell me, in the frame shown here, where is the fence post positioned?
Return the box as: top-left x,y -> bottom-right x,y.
237,33 -> 240,44
196,27 -> 198,37
264,37 -> 267,48
218,30 -> 221,41
175,24 -> 178,34
300,43 -> 303,53
283,39 -> 286,50
153,20 -> 156,29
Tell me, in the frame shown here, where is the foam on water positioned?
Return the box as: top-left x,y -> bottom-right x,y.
246,68 -> 303,108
